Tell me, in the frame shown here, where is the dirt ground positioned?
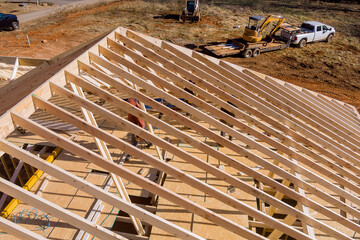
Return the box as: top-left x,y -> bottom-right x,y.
0,2 -> 54,15
0,0 -> 359,111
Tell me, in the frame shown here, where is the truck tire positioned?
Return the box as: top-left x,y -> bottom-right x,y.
326,34 -> 334,43
242,49 -> 252,58
252,48 -> 261,57
297,39 -> 306,48
179,11 -> 185,22
11,21 -> 19,30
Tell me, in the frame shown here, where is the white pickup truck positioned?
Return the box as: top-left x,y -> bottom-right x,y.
281,21 -> 335,48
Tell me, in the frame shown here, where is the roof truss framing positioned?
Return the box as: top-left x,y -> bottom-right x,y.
0,27 -> 359,239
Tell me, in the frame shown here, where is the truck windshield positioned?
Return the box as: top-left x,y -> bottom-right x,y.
300,23 -> 315,31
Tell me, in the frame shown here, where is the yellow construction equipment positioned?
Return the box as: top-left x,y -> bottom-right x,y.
243,15 -> 285,42
179,0 -> 200,23
205,14 -> 297,58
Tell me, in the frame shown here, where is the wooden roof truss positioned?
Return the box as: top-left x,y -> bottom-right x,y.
0,27 -> 360,239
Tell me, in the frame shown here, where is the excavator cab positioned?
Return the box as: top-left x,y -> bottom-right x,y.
243,15 -> 285,42
247,15 -> 265,31
187,1 -> 195,14
180,0 -> 200,23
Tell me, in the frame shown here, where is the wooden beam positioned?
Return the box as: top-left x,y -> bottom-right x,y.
9,156 -> 24,186
0,155 -> 12,180
69,82 -> 145,236
0,138 -> 204,240
0,215 -> 47,240
162,40 -> 360,147
10,57 -> 19,81
0,160 -> 24,210
75,178 -> 110,240
65,71 -> 347,237
65,70 -> 359,238
0,56 -> 47,66
10,112 -> 265,240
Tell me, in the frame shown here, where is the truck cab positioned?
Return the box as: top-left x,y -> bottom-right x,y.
0,13 -> 19,30
281,21 -> 335,47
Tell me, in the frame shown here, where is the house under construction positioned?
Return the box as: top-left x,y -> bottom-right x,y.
0,27 -> 360,240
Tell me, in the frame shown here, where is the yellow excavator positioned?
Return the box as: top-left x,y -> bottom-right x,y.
243,15 -> 285,42
205,14 -> 296,58
179,0 -> 200,23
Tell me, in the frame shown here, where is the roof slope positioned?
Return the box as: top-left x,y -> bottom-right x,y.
0,27 -> 359,240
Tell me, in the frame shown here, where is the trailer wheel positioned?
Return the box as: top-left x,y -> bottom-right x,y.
243,49 -> 252,58
252,48 -> 261,57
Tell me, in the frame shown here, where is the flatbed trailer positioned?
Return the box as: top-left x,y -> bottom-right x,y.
205,30 -> 295,58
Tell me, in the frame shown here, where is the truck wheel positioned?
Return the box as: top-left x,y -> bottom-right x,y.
243,49 -> 252,58
11,21 -> 19,30
326,34 -> 334,43
298,39 -> 306,48
252,48 -> 261,57
179,11 -> 185,22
